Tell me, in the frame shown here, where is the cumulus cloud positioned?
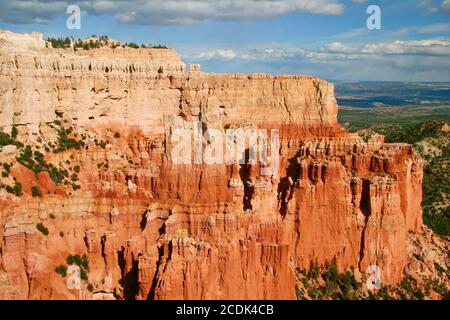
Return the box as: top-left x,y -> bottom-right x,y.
358,39 -> 450,56
198,49 -> 237,60
0,0 -> 345,25
189,38 -> 450,81
233,39 -> 450,62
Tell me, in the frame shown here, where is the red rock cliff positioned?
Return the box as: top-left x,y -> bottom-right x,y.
0,31 -> 423,300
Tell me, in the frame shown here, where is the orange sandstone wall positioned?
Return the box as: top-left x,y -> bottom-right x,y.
0,31 -> 423,300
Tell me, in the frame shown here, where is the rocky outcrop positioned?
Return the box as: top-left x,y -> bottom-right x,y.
0,31 -> 426,300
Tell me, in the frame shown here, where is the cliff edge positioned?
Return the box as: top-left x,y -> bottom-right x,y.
0,31 -> 436,300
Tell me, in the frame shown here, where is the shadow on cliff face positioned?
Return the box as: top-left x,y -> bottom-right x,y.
277,151 -> 302,217
148,245 -> 166,300
239,149 -> 253,211
118,248 -> 139,300
358,179 -> 372,268
360,179 -> 372,217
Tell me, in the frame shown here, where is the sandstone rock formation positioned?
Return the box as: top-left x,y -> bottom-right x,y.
0,31 -> 430,300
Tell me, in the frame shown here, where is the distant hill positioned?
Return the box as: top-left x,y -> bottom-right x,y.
335,81 -> 450,109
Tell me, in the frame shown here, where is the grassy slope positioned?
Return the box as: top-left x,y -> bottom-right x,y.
338,105 -> 450,132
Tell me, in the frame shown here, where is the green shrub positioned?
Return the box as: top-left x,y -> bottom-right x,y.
87,283 -> 94,292
114,132 -> 120,138
66,254 -> 89,280
3,162 -> 11,173
296,258 -> 366,300
308,259 -> 320,279
31,186 -> 42,197
95,140 -> 107,149
434,262 -> 445,274
16,146 -> 36,171
48,165 -> 68,185
0,131 -> 23,148
6,181 -> 22,197
59,231 -> 64,237
36,223 -> 49,236
72,183 -> 81,191
55,265 -> 67,277
1,162 -> 11,177
53,127 -> 84,153
47,37 -> 72,49
324,257 -> 339,285
11,126 -> 18,139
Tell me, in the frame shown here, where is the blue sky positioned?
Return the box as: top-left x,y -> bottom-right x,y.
1,0 -> 450,81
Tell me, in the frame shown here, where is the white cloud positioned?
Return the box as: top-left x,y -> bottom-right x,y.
358,39 -> 450,56
217,39 -> 450,62
438,0 -> 450,14
189,38 -> 450,81
198,49 -> 237,60
0,0 -> 345,25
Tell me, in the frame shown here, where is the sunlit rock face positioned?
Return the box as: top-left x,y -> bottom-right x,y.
0,31 -> 423,300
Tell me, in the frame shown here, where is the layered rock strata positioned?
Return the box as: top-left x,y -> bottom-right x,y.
0,31 -> 423,300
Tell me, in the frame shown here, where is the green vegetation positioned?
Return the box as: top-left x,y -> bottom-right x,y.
72,183 -> 81,191
123,42 -> 167,49
48,165 -> 69,185
55,254 -> 90,281
36,223 -> 49,236
124,42 -> 140,49
4,122 -> 81,192
0,131 -> 23,148
380,121 -> 450,237
434,262 -> 445,274
31,186 -> 42,197
398,276 -> 426,300
296,258 -> 361,300
15,144 -> 69,185
93,138 -> 107,149
53,126 -> 84,153
11,126 -> 18,139
114,132 -> 120,138
339,105 -> 450,132
55,265 -> 67,277
87,283 -> 94,292
16,147 -> 51,176
47,35 -> 167,50
6,181 -> 22,196
2,163 -> 11,177
297,258 -> 448,300
74,39 -> 102,50
67,254 -> 90,280
46,37 -> 72,49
